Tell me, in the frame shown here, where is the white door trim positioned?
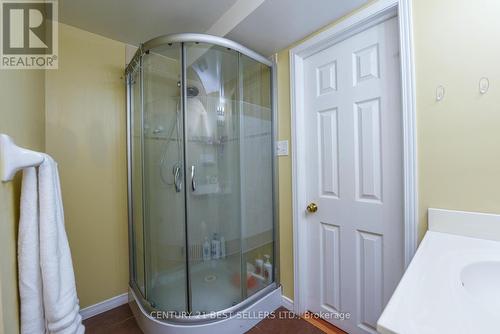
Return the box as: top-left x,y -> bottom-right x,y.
290,0 -> 417,314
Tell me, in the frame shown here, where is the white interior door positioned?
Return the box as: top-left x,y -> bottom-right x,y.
303,17 -> 404,334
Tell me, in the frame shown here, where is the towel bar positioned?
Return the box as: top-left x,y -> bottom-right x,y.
0,134 -> 45,182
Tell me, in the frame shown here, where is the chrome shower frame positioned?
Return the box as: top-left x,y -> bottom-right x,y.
125,33 -> 280,326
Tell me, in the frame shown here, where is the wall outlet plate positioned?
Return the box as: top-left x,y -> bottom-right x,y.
276,140 -> 289,156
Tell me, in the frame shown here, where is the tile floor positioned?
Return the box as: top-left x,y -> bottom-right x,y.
82,305 -> 345,334
82,304 -> 141,334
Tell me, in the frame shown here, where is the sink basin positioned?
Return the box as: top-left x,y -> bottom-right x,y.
378,209 -> 500,334
460,261 -> 500,315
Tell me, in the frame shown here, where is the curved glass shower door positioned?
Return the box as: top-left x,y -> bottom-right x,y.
128,36 -> 275,318
185,43 -> 243,313
184,43 -> 274,313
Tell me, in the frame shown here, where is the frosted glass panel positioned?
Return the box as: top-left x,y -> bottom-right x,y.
142,44 -> 188,312
130,66 -> 145,296
185,43 -> 243,313
240,55 -> 274,297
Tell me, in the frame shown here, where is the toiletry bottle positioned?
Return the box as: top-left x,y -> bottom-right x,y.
203,237 -> 211,262
255,255 -> 263,276
211,233 -> 221,260
217,105 -> 225,127
263,255 -> 272,283
220,235 -> 226,259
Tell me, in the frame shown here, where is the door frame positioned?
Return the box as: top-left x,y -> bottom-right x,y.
289,0 -> 417,314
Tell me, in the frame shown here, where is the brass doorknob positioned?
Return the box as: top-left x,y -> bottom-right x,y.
306,203 -> 318,213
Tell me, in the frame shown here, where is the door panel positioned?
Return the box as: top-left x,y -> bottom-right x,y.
321,223 -> 341,312
141,45 -> 188,312
318,108 -> 340,198
184,43 -> 243,313
354,98 -> 382,203
183,43 -> 274,313
357,231 -> 383,331
305,17 -> 403,334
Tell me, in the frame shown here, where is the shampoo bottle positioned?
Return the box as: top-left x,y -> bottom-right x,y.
263,255 -> 272,283
211,233 -> 221,260
255,255 -> 263,276
203,237 -> 211,262
220,235 -> 226,259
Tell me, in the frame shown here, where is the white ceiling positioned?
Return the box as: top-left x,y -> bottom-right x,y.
59,0 -> 238,45
59,0 -> 369,57
226,0 -> 369,55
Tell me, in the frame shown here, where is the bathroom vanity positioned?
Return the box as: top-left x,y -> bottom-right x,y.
377,208 -> 500,334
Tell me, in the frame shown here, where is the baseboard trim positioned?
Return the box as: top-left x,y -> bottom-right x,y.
80,292 -> 129,320
282,295 -> 294,311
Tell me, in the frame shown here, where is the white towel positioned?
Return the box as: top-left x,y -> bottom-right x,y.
18,167 -> 45,334
19,155 -> 84,334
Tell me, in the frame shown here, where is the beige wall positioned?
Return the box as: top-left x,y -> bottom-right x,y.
276,52 -> 294,299
414,0 -> 500,238
0,70 -> 46,334
0,23 -> 128,327
45,23 -> 128,308
277,0 -> 500,300
3,0 -> 499,320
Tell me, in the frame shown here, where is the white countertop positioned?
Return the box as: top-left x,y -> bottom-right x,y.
377,209 -> 500,334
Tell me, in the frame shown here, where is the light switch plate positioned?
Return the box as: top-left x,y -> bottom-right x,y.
276,140 -> 289,156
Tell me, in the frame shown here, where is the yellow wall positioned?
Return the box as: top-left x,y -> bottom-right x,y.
45,23 -> 128,308
3,0 -> 499,318
0,70 -> 46,334
276,52 -> 294,299
277,0 -> 500,299
414,0 -> 500,238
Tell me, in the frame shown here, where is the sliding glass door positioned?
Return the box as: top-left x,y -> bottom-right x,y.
184,43 -> 243,313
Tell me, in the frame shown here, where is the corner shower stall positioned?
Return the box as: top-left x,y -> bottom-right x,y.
125,34 -> 280,333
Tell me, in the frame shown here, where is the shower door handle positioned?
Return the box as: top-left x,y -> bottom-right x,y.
173,164 -> 182,193
191,165 -> 196,191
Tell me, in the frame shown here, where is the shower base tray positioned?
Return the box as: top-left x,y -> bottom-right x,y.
129,284 -> 282,334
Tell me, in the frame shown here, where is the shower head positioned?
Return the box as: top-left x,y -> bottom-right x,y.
177,81 -> 200,97
187,86 -> 199,97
